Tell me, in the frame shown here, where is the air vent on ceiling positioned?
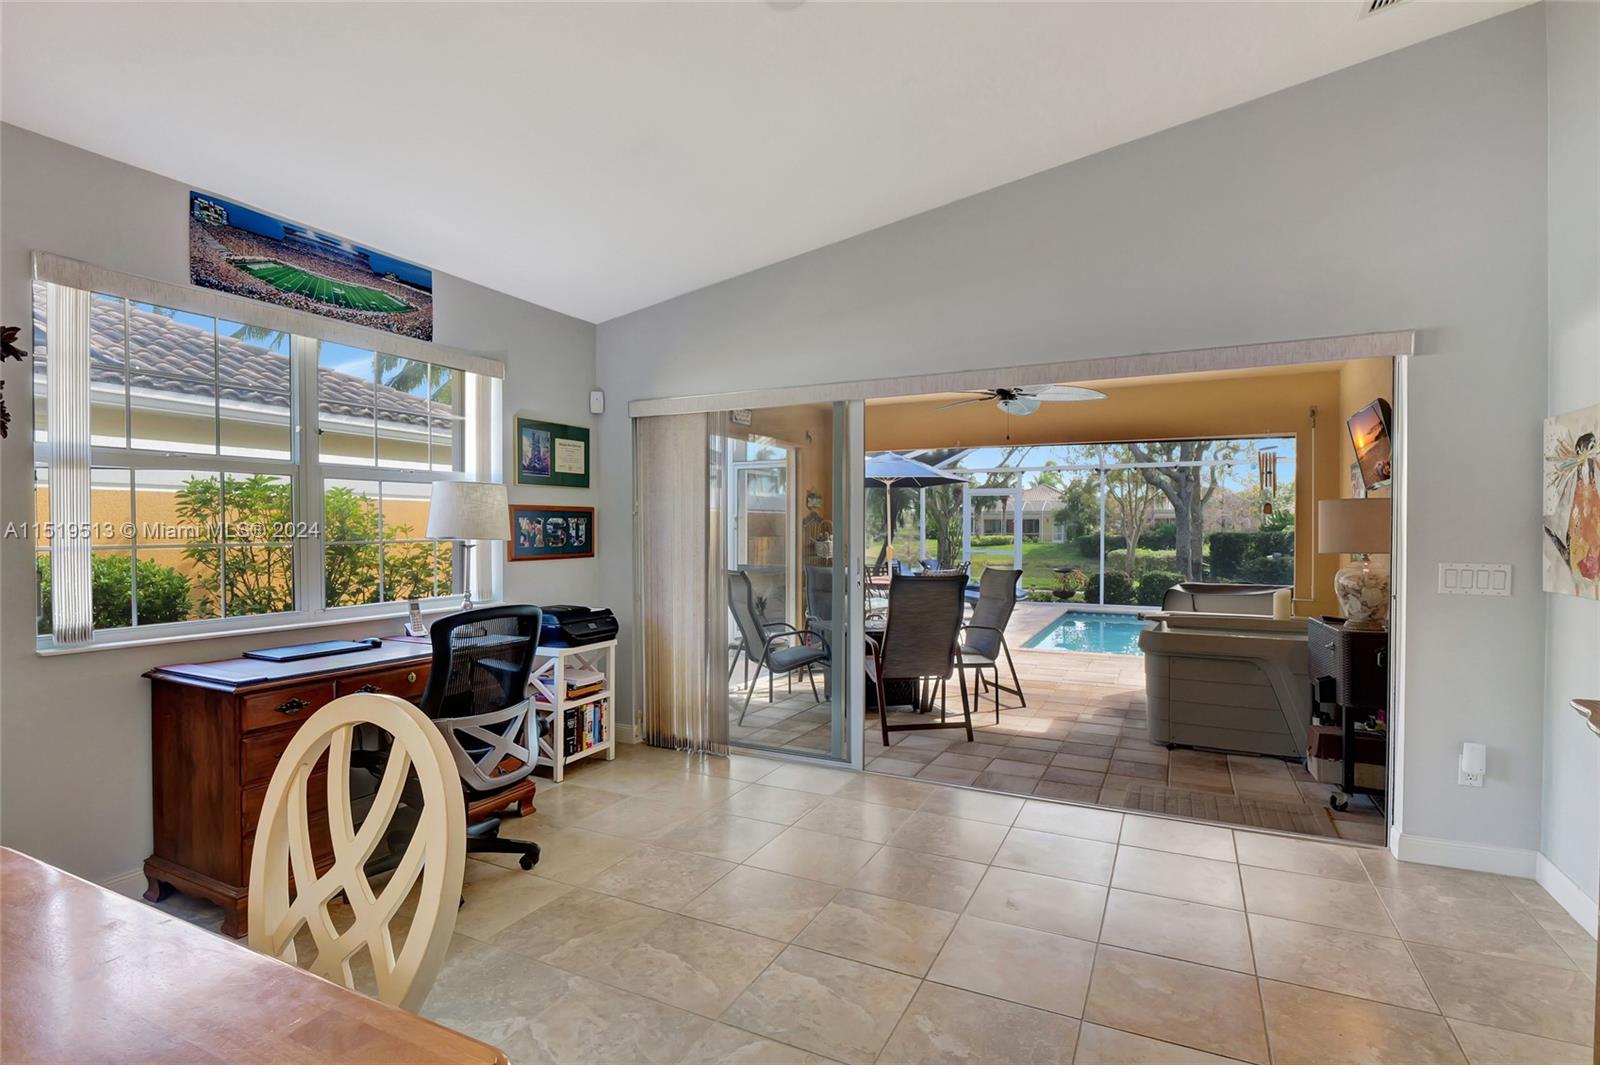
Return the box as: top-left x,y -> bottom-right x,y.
1360,0 -> 1412,17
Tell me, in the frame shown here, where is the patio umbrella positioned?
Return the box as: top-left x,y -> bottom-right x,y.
865,453 -> 966,567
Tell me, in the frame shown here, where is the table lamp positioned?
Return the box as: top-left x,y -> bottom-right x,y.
1318,498 -> 1392,630
427,480 -> 508,611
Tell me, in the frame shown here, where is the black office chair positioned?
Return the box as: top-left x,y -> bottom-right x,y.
363,606 -> 545,876
419,606 -> 545,870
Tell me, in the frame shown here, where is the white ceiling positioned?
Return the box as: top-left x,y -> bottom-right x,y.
2,1 -> 1522,323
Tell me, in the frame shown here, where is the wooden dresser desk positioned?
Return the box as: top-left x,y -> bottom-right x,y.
144,639 -> 433,938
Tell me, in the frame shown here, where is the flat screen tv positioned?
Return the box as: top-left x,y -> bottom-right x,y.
1348,398 -> 1393,490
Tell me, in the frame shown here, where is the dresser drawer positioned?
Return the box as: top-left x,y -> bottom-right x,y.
242,769 -> 328,831
243,808 -> 334,880
335,663 -> 428,701
241,726 -> 303,787
240,682 -> 336,733
1307,626 -> 1340,680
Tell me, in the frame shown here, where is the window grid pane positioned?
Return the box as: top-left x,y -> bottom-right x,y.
37,285 -> 486,641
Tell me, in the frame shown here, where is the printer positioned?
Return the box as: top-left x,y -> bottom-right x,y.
539,605 -> 618,647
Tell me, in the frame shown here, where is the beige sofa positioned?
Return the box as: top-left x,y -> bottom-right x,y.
1140,611 -> 1310,758
1161,582 -> 1286,615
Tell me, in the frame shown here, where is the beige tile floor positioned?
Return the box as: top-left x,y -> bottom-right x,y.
731,603 -> 1386,843
158,743 -> 1595,1064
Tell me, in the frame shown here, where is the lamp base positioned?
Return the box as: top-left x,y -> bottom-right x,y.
1333,560 -> 1389,631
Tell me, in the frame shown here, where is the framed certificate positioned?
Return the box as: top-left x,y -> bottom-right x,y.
515,417 -> 590,488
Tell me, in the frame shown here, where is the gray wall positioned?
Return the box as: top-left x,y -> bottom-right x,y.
1540,1 -> 1600,907
0,125 -> 599,884
599,8 -> 1552,856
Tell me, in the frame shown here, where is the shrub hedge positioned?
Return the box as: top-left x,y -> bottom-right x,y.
1136,570 -> 1182,606
1209,530 -> 1293,580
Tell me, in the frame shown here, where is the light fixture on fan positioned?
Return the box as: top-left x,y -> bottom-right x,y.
934,384 -> 1107,416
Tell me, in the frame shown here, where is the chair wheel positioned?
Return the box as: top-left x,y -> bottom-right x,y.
1329,794 -> 1350,812
519,847 -> 540,870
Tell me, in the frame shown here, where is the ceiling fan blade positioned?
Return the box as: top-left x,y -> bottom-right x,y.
932,396 -> 990,412
1029,385 -> 1108,402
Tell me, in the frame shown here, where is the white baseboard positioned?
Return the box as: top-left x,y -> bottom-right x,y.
99,868 -> 147,899
1394,832 -> 1539,878
1536,852 -> 1600,938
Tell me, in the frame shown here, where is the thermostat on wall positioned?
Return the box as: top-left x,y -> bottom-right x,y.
589,390 -> 605,415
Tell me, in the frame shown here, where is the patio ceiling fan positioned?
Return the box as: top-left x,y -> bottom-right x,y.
933,384 -> 1107,416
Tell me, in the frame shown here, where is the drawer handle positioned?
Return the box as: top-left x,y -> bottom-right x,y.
356,683 -> 382,694
276,697 -> 309,715
407,672 -> 417,684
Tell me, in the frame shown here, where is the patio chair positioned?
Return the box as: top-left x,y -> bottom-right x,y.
867,571 -> 972,746
727,566 -> 790,686
957,567 -> 1026,721
729,570 -> 830,724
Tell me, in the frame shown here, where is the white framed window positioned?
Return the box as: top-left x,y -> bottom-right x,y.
28,266 -> 501,650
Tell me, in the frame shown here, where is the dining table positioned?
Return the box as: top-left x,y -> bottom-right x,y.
0,846 -> 506,1065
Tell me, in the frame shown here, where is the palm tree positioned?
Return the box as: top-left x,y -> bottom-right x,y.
377,354 -> 453,405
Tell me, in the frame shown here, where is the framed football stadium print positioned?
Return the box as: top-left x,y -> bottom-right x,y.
509,505 -> 594,561
188,191 -> 434,340
515,417 -> 590,488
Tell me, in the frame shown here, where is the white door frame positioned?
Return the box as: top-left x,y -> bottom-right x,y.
628,331 -> 1413,855
962,486 -> 1024,571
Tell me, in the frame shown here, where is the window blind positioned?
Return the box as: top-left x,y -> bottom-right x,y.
44,283 -> 94,643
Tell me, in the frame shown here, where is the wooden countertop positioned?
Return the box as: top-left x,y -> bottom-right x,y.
0,847 -> 505,1065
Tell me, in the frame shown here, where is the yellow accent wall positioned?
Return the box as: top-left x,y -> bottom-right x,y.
865,360 -> 1393,617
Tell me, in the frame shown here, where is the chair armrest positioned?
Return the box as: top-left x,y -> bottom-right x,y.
864,631 -> 882,667
761,624 -> 806,650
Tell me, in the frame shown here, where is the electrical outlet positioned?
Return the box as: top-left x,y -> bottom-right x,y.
1438,563 -> 1512,596
1458,766 -> 1484,787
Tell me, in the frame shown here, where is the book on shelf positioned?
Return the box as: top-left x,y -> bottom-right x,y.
561,701 -> 607,756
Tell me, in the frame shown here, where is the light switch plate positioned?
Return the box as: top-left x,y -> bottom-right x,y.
1438,562 -> 1512,596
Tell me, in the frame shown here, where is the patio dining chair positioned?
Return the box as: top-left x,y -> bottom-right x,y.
729,570 -> 831,724
956,567 -> 1026,721
868,571 -> 972,745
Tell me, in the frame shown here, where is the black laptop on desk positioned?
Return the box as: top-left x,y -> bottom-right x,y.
242,637 -> 383,663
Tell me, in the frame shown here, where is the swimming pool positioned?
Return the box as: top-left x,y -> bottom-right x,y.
1024,610 -> 1148,655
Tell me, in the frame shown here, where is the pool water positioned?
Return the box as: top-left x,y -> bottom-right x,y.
1024,611 -> 1148,655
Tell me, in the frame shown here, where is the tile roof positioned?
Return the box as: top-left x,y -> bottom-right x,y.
33,290 -> 437,425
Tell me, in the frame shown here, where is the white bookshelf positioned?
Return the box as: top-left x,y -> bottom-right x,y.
529,639 -> 617,781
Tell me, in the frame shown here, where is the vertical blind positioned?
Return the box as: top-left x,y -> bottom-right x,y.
45,284 -> 94,643
636,413 -> 729,754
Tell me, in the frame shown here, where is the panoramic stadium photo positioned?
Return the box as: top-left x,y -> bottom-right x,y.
189,191 -> 434,339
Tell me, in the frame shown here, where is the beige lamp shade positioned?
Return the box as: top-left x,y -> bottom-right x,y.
426,481 -> 508,541
1318,498 -> 1391,555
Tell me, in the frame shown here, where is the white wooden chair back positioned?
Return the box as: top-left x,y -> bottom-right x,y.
247,692 -> 466,1012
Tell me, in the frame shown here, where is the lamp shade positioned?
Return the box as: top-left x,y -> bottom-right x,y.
1318,498 -> 1391,555
426,480 -> 508,540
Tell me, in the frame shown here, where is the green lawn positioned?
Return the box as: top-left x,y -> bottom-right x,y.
234,259 -> 412,313
876,536 -> 1098,590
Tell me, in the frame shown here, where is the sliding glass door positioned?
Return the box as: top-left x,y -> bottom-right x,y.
719,404 -> 853,761
634,401 -> 859,765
